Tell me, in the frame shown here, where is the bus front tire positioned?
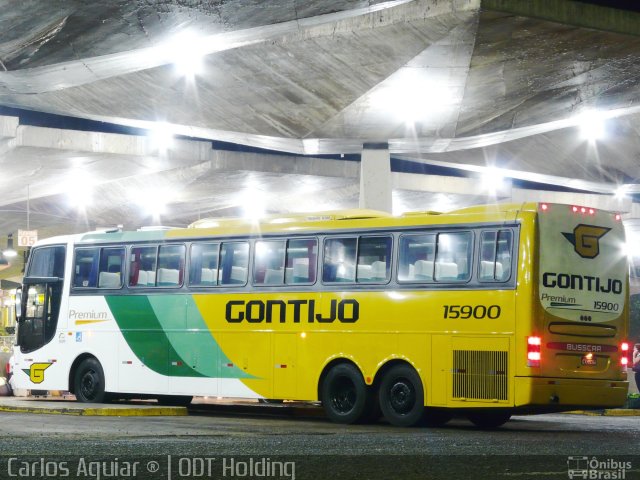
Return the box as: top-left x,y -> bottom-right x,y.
74,358 -> 107,403
321,363 -> 368,424
379,364 -> 425,427
467,410 -> 511,429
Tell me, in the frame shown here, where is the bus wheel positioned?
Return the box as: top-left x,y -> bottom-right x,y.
467,410 -> 511,429
379,364 -> 424,427
423,408 -> 453,427
321,363 -> 368,424
74,358 -> 107,403
157,395 -> 193,407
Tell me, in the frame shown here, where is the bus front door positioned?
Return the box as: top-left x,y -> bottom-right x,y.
16,277 -> 63,354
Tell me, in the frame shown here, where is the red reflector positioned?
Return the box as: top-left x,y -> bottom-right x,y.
527,336 -> 541,367
572,206 -> 578,213
540,203 -> 548,211
615,214 -> 622,221
588,208 -> 595,215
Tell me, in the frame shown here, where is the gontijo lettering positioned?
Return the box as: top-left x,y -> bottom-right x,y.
542,273 -> 623,294
225,299 -> 359,323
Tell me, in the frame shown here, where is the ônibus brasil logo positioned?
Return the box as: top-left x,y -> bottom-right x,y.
562,224 -> 611,259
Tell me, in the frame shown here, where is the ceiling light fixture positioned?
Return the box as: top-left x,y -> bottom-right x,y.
577,109 -> 606,141
3,234 -> 17,258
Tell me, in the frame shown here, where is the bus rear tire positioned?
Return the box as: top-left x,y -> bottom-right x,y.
74,358 -> 107,403
467,410 -> 511,429
321,363 -> 368,424
379,364 -> 425,427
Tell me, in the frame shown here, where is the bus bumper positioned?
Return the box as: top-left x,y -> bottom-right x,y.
515,376 -> 628,409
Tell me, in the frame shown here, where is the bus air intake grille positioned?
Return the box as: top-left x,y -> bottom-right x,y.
452,350 -> 508,401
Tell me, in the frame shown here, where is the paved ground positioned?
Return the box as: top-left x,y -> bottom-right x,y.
0,400 -> 639,479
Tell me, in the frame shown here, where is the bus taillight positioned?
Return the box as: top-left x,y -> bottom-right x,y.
621,342 -> 630,370
527,336 -> 541,367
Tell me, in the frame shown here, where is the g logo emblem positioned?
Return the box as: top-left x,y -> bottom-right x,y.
22,363 -> 52,384
562,224 -> 611,259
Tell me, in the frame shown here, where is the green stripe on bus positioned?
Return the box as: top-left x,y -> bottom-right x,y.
147,295 -> 253,379
105,295 -> 203,378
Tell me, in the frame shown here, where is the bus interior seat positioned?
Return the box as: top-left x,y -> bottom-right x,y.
480,261 -> 503,280
200,268 -> 217,285
136,270 -> 147,286
264,268 -> 284,285
146,270 -> 156,286
230,266 -> 247,284
291,258 -> 309,283
357,264 -> 372,281
371,261 -> 387,280
335,263 -> 355,282
158,268 -> 180,286
435,262 -> 458,280
414,260 -> 434,280
98,271 -> 121,288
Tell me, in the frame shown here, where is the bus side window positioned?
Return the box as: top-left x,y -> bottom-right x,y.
220,242 -> 249,285
357,236 -> 392,283
435,232 -> 472,282
98,247 -> 124,288
74,248 -> 99,288
323,238 -> 357,283
285,238 -> 317,284
254,240 -> 285,286
189,243 -> 220,286
397,234 -> 435,282
157,244 -> 185,287
479,230 -> 512,282
129,246 -> 157,287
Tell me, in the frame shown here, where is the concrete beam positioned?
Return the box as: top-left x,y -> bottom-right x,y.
360,143 -> 392,212
16,125 -> 211,161
210,149 -> 359,179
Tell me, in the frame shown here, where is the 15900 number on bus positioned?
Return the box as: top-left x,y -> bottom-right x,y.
442,305 -> 501,319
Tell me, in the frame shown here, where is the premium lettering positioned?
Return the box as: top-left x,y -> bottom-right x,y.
542,272 -> 622,294
225,299 -> 359,324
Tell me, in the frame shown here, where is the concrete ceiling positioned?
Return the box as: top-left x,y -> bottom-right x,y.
0,0 -> 639,240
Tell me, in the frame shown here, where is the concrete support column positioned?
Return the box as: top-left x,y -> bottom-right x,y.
359,142 -> 392,212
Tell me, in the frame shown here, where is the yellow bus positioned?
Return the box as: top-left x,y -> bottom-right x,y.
11,202 -> 629,427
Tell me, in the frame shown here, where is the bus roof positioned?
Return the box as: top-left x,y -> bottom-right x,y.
61,203 -> 536,245
36,202 -> 614,247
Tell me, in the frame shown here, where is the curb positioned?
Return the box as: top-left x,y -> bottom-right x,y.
0,403 -> 187,416
565,409 -> 640,417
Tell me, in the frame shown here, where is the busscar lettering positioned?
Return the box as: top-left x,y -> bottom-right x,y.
225,299 -> 359,323
542,272 -> 622,294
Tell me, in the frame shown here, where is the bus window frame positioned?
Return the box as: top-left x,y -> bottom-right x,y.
252,237 -> 320,287
128,244 -> 159,288
218,241 -> 250,287
71,245 -> 126,291
477,228 -> 514,284
187,242 -> 221,288
397,229 -> 474,285
155,243 -> 186,288
321,234 -> 393,286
